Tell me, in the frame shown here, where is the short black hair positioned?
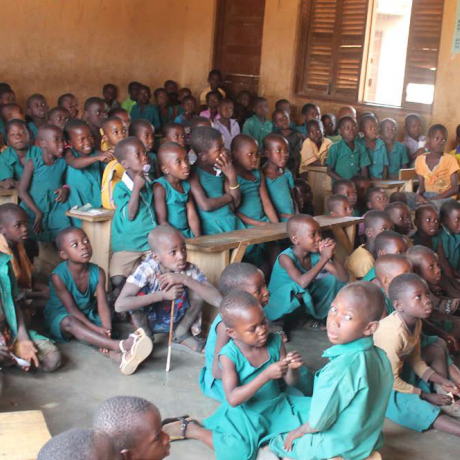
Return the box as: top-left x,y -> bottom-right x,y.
103,83 -> 117,92
338,115 -> 356,130
375,254 -> 412,280
102,116 -> 124,133
0,203 -> 28,225
363,210 -> 391,230
5,119 -> 28,136
220,290 -> 260,328
208,69 -> 222,79
157,141 -> 186,166
56,226 -> 86,251
456,123 -> 460,139
0,103 -> 21,120
389,273 -> 427,304
48,106 -> 70,118
108,107 -> 128,118
287,214 -> 317,239
404,113 -> 422,128
365,187 -> 386,203
189,116 -> 212,130
231,133 -> 257,153
181,95 -> 195,105
332,179 -> 354,195
128,118 -> 153,136
114,137 -> 142,163
379,117 -> 397,131
272,109 -> 288,121
0,86 -> 14,99
306,119 -> 322,134
128,81 -> 142,92
340,281 -> 385,321
219,263 -> 261,296
374,230 -> 406,255
406,245 -> 437,270
206,90 -> 222,102
36,124 -> 63,142
154,87 -> 167,98
26,93 -> 46,108
327,194 -> 349,213
275,99 -> 290,109
84,97 -> 105,112
263,133 -> 287,151
57,93 -> 75,107
359,113 -> 378,132
389,192 -> 407,204
253,97 -> 268,107
64,119 -> 90,141
301,103 -> 318,115
147,224 -> 183,253
414,204 -> 437,223
163,122 -> 184,137
190,126 -> 222,153
440,199 -> 460,223
427,123 -> 448,138
0,82 -> 11,91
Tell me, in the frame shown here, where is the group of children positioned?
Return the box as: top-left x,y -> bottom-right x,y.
1,73 -> 460,459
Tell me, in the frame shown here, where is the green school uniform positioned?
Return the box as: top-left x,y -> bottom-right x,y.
20,151 -> 71,242
154,176 -> 193,238
242,115 -> 273,148
130,103 -> 161,131
237,170 -> 270,224
439,226 -> 460,271
270,337 -> 393,460
387,141 -> 409,177
195,167 -> 245,235
294,123 -> 307,136
265,247 -> 346,321
358,138 -> 389,179
44,262 -> 101,342
265,169 -> 295,222
203,333 -> 310,460
0,146 -> 40,181
326,139 -> 372,180
0,119 -> 5,136
326,134 -> 342,144
157,105 -> 175,127
362,266 -> 375,282
412,231 -> 440,251
28,122 -> 38,138
111,174 -> 157,253
121,97 -> 136,114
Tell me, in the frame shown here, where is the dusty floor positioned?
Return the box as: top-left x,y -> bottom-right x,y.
0,325 -> 459,460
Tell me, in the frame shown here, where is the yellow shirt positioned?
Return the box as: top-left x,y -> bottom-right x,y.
299,138 -> 333,173
414,153 -> 459,194
344,245 -> 375,280
199,87 -> 226,105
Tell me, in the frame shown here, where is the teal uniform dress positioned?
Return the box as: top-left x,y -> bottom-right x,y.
154,176 -> 193,238
270,337 -> 393,460
157,105 -> 175,127
242,115 -> 273,148
130,103 -> 161,132
265,247 -> 346,321
358,138 -> 389,179
111,177 -> 157,253
237,170 -> 270,224
387,141 -> 409,177
362,267 -> 376,282
294,123 -> 307,136
44,262 -> 101,342
66,149 -> 103,227
20,151 -> 71,242
412,231 -> 440,251
326,139 -> 372,180
28,122 -> 38,139
265,169 -> 295,222
203,333 -> 310,460
194,167 -> 245,235
440,226 -> 460,271
0,146 -> 40,181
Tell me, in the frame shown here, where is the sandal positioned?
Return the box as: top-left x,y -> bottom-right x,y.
161,415 -> 190,427
304,319 -> 327,331
119,328 -> 154,376
162,417 -> 201,442
172,332 -> 206,355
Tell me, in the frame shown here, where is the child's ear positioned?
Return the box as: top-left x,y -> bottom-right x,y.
226,327 -> 237,340
120,158 -> 129,169
365,228 -> 372,239
290,234 -> 299,245
198,151 -> 208,162
59,250 -> 69,261
120,450 -> 133,460
377,249 -> 384,257
393,299 -> 403,313
161,164 -> 169,175
366,201 -> 372,210
363,320 -> 379,336
102,133 -> 108,143
0,224 -> 5,236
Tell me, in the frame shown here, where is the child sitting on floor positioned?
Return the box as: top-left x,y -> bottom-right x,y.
19,125 -> 71,242
109,137 -> 157,297
270,282 -> 393,460
155,87 -> 177,129
83,97 -> 107,149
101,116 -> 128,152
380,118 -> 409,180
366,187 -> 389,212
45,227 -> 153,375
129,118 -> 161,178
131,85 -> 161,132
154,142 -> 200,238
0,119 -> 40,189
200,90 -> 221,123
374,273 -> 460,436
174,95 -> 197,128
115,225 -> 221,353
189,127 -> 244,235
403,113 -> 427,166
262,133 -> 296,222
26,93 -> 48,138
331,179 -> 358,216
242,97 -> 273,148
293,178 -> 314,215
265,214 -> 348,330
48,107 -> 70,131
385,201 -> 412,236
295,103 -> 320,135
299,119 -> 332,174
108,106 -> 130,132
163,121 -> 186,147
345,211 -> 392,280
352,175 -> 371,215
413,204 -> 440,250
213,99 -> 240,150
326,195 -> 353,217
58,93 -> 79,119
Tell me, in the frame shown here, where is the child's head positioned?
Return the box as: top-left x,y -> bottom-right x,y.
220,290 -> 267,347
37,428 -> 119,460
138,85 -> 151,106
163,122 -> 186,147
327,195 -> 353,217
404,113 -> 423,140
103,84 -> 117,104
64,119 -> 95,155
189,116 -> 212,130
426,123 -> 447,155
157,142 -> 190,180
0,87 -> 15,105
374,230 -> 408,257
148,225 -> 187,273
406,245 -> 441,288
128,81 -> 142,101
293,179 -> 313,213
57,93 -> 79,119
236,90 -> 252,108
164,80 -> 179,95
301,103 -> 320,122
5,119 -> 30,152
414,204 -> 439,237
327,282 -> 384,345
102,116 -> 128,148
321,113 -> 336,137
219,262 -> 269,306
363,211 -> 393,244
263,133 -> 289,169
275,99 -> 291,115
178,87 -> 192,103
154,87 -> 169,106
272,109 -> 290,131
36,124 -> 65,158
56,227 -> 92,264
0,203 -> 30,246
114,137 -> 148,174
26,93 -> 48,121
129,119 -> 154,152
456,124 -> 460,145
375,254 -> 412,295
365,187 -> 388,212
332,179 -> 357,207
379,118 -> 397,143
48,107 -> 70,130
190,126 -> 224,165
440,200 -> 460,234
389,191 -> 407,204
352,175 -> 371,204
207,69 -> 223,90
231,134 -> 258,171
181,95 -> 196,115
384,201 -> 412,235
306,119 -> 324,145
0,103 -> 25,123
337,116 -> 358,143
93,396 -> 170,460
253,97 -> 269,119
359,114 -> 378,141
218,99 -> 234,121
389,273 -> 432,320
84,97 -> 107,128
108,107 -> 130,131
337,105 -> 357,121
205,90 -> 221,110
287,214 -> 321,252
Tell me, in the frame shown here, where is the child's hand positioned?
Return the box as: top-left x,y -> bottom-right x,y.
0,344 -> 11,362
159,273 -> 185,291
444,334 -> 460,354
16,340 -> 39,370
440,378 -> 460,395
422,392 -> 454,406
0,178 -> 16,189
283,427 -> 305,451
264,361 -> 289,381
215,153 -> 236,179
415,194 -> 427,204
98,151 -> 115,163
54,187 -> 69,203
284,351 -> 303,369
162,285 -> 184,301
33,212 -> 43,234
133,173 -> 146,190
319,239 -> 335,260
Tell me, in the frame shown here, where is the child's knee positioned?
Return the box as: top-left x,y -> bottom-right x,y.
60,315 -> 80,333
40,350 -> 62,373
110,275 -> 126,290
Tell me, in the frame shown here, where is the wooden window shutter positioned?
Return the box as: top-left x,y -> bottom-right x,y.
403,0 -> 444,105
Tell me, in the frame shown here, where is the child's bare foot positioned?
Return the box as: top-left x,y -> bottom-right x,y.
163,417 -> 202,441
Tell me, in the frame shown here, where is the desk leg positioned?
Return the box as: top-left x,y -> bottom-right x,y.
332,224 -> 356,256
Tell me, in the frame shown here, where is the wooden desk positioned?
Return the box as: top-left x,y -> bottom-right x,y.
303,166 -> 331,215
0,188 -> 18,205
0,410 -> 51,459
371,179 -> 410,194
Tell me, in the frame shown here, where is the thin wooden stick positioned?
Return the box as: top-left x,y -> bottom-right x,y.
166,300 -> 175,372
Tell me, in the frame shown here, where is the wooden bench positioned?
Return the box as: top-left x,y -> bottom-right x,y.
0,410 -> 51,459
0,188 -> 19,205
303,166 -> 332,214
371,179 -> 410,194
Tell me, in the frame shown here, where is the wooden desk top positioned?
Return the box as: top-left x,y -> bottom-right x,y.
371,180 -> 406,187
186,216 -> 362,253
0,188 -> 17,196
66,209 -> 114,222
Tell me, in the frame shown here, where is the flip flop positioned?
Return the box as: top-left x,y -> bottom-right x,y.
172,333 -> 206,355
119,328 -> 154,376
161,415 -> 190,427
304,319 -> 327,331
162,417 -> 201,442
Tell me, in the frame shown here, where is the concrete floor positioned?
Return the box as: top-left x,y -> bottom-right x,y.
1,325 -> 459,460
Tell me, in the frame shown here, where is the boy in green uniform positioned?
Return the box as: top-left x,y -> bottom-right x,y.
380,118 -> 409,179
270,282 -> 393,460
57,93 -> 79,120
242,97 -> 273,148
26,93 -> 48,138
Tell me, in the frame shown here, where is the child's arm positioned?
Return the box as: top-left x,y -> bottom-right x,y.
127,174 -> 146,221
18,159 -> 42,234
235,210 -> 268,227
437,240 -> 458,278
189,170 -> 233,212
279,341 -> 303,387
415,174 -> 428,203
326,166 -> 343,181
259,171 -> 279,223
153,182 -> 168,225
212,322 -> 230,380
64,149 -> 113,169
14,299 -> 39,369
217,152 -> 241,207
430,172 -> 459,200
321,240 -> 349,282
360,166 -> 369,177
186,194 -> 201,237
423,317 -> 459,354
0,178 -> 16,189
95,267 -> 112,333
382,165 -> 388,180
